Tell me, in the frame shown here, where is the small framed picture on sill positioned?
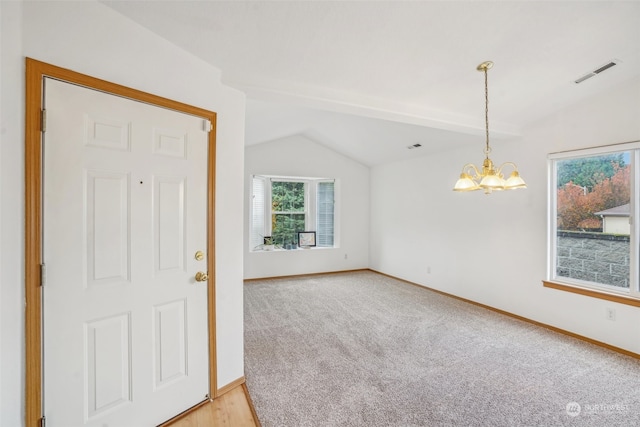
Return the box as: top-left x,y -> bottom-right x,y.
298,231 -> 316,248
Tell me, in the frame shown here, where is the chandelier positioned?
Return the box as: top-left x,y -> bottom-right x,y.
453,61 -> 527,194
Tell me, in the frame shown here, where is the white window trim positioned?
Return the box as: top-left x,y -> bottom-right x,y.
547,141 -> 640,300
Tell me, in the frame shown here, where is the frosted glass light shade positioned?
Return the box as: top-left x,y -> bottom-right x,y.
453,173 -> 479,191
479,173 -> 505,190
504,171 -> 527,190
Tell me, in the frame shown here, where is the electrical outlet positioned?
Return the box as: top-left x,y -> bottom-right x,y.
344,253 -> 348,260
427,266 -> 431,274
605,307 -> 616,321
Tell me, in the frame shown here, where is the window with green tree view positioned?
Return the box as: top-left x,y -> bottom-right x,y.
271,181 -> 306,245
549,143 -> 639,298
250,176 -> 336,250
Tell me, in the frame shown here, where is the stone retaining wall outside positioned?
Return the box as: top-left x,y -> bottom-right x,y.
556,231 -> 629,288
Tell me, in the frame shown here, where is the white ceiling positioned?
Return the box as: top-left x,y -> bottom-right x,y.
103,0 -> 640,166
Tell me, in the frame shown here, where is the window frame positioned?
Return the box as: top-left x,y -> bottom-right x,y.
250,175 -> 337,251
546,141 -> 640,302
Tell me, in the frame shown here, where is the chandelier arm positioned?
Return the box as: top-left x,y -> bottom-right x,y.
496,161 -> 519,175
461,163 -> 482,179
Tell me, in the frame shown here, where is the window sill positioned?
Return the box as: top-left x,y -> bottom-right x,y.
542,280 -> 640,307
251,246 -> 336,253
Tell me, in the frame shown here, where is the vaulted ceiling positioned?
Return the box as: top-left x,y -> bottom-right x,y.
104,1 -> 640,166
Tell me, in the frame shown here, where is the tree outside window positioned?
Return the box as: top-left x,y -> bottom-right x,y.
271,181 -> 306,246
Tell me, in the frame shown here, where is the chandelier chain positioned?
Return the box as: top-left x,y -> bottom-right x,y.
484,66 -> 490,157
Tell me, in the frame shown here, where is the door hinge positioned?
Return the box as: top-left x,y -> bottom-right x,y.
203,119 -> 212,133
40,263 -> 46,287
40,416 -> 46,427
41,109 -> 47,133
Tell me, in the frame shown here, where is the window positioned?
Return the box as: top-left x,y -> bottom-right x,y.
548,142 -> 639,299
271,180 -> 307,245
316,181 -> 335,247
250,177 -> 266,251
250,175 -> 336,250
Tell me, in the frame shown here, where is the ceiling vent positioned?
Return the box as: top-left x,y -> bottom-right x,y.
574,60 -> 619,84
407,143 -> 422,150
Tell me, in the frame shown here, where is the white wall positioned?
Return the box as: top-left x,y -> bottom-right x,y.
0,1 -> 245,424
370,75 -> 640,354
1,2 -> 24,427
244,135 -> 369,279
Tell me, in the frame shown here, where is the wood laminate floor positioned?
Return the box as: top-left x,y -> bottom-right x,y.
166,384 -> 259,427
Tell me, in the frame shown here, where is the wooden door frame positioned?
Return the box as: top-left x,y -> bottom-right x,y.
25,58 -> 218,427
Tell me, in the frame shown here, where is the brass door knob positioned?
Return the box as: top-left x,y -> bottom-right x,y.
195,271 -> 209,282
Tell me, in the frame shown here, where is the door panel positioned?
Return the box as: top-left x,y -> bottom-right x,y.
153,299 -> 188,388
155,176 -> 186,273
86,170 -> 130,286
85,313 -> 132,419
43,77 -> 210,427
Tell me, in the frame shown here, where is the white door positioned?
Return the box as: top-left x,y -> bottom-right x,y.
43,78 -> 210,427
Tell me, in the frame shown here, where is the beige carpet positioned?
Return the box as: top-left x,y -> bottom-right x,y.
244,271 -> 640,426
